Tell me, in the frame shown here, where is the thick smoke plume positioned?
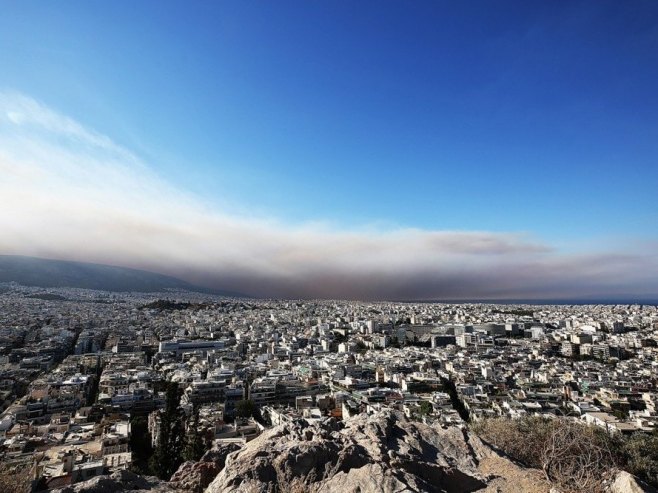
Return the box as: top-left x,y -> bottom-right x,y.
0,92 -> 656,300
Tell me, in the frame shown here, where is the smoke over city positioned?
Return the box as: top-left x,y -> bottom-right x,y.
1,92 -> 656,300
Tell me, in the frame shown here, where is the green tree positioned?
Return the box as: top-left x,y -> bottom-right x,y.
130,415 -> 153,475
418,401 -> 433,416
235,399 -> 256,419
441,377 -> 469,422
150,382 -> 185,479
183,410 -> 207,462
355,340 -> 367,354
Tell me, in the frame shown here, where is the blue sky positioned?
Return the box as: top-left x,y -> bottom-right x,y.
1,1 -> 657,299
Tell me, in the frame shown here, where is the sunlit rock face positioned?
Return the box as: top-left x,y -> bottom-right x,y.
204,409 -> 551,493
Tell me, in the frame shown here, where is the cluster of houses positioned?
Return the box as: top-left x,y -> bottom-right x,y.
1,282 -> 657,489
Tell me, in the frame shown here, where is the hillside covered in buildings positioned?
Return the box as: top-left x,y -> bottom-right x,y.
1,283 -> 658,491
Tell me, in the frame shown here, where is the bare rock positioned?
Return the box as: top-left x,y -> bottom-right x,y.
205,409 -> 548,493
609,471 -> 657,493
168,441 -> 243,493
51,411 -> 555,493
51,470 -> 169,493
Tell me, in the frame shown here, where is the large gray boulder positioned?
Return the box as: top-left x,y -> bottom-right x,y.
205,409 -> 550,493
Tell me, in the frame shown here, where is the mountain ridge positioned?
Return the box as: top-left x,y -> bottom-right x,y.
0,255 -> 246,297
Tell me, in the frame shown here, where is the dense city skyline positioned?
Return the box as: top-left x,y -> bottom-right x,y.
1,2 -> 658,300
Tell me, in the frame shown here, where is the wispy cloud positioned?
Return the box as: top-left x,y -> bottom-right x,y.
0,91 -> 656,300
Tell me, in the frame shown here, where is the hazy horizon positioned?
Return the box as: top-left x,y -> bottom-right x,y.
1,3 -> 657,301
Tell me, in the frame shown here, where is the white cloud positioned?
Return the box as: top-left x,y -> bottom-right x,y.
0,91 -> 656,300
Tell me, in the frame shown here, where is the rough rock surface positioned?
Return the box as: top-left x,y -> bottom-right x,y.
169,441 -> 243,493
51,470 -> 172,493
205,409 -> 552,493
49,412 -> 657,493
609,471 -> 657,493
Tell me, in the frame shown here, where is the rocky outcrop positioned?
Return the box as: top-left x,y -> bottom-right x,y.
50,412 -> 656,493
168,442 -> 243,493
50,470 -> 171,493
609,471 -> 657,493
205,409 -> 552,493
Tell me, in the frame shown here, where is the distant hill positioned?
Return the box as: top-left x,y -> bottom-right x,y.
0,255 -> 245,296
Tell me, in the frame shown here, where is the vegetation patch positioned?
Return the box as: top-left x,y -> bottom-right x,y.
473,416 -> 658,493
